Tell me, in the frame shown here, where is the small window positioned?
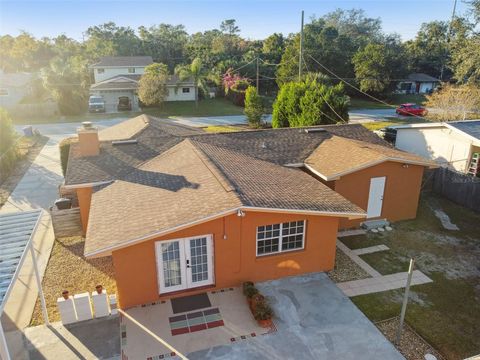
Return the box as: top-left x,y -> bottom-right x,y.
128,68 -> 135,73
0,89 -> 8,96
97,68 -> 105,74
182,87 -> 190,93
256,220 -> 305,256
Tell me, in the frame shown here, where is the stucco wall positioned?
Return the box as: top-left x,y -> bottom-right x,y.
112,211 -> 339,309
165,86 -> 196,101
395,127 -> 475,173
76,187 -> 92,234
94,67 -> 145,83
332,161 -> 424,229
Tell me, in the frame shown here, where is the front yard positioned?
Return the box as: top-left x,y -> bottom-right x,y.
142,98 -> 244,117
342,193 -> 480,360
30,236 -> 117,326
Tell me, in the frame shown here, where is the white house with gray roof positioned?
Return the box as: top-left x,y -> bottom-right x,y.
90,56 -> 195,113
394,120 -> 480,174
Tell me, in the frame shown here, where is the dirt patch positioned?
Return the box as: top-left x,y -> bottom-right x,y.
328,248 -> 371,283
30,236 -> 117,326
0,135 -> 48,209
376,317 -> 444,360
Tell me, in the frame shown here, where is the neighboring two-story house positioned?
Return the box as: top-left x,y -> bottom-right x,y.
90,56 -> 195,113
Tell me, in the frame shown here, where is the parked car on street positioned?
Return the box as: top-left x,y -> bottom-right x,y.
396,103 -> 428,116
88,95 -> 105,113
117,96 -> 132,111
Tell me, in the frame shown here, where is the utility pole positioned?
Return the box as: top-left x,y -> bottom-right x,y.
395,258 -> 415,345
440,0 -> 458,80
256,57 -> 259,94
299,10 -> 304,81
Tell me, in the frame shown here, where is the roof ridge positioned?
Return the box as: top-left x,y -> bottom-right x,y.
186,139 -> 238,194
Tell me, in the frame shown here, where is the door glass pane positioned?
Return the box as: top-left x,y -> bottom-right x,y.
189,237 -> 208,283
161,242 -> 182,288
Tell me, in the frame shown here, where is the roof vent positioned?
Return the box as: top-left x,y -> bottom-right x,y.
304,128 -> 326,133
112,139 -> 138,145
82,121 -> 93,130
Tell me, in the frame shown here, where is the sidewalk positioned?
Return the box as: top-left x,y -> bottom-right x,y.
1,136 -> 64,358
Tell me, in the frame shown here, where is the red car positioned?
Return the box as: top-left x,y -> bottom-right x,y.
396,103 -> 428,116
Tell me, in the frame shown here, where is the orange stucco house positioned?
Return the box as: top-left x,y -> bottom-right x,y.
63,115 -> 435,309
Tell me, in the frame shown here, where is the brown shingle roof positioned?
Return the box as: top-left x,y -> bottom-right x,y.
85,139 -> 364,257
98,114 -> 150,141
305,136 -> 437,180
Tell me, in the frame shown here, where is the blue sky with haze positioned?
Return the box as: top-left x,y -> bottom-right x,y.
0,0 -> 467,41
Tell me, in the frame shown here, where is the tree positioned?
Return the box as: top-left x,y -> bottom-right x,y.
244,86 -> 264,128
352,40 -> 407,94
175,58 -> 208,108
220,19 -> 240,36
138,63 -> 169,106
0,109 -> 18,181
84,22 -> 141,58
272,76 -> 348,128
425,84 -> 480,120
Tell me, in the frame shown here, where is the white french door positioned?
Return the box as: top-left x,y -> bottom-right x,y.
366,177 -> 386,218
155,235 -> 214,294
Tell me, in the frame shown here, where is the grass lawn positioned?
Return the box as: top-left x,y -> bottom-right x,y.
30,236 -> 117,326
348,193 -> 480,359
203,125 -> 249,133
361,116 -> 428,131
349,94 -> 427,110
143,98 -> 244,117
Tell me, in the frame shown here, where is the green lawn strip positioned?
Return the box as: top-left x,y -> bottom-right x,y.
359,251 -> 410,275
348,98 -> 391,109
143,98 -> 244,117
340,234 -> 386,250
203,125 -> 248,133
349,94 -> 427,110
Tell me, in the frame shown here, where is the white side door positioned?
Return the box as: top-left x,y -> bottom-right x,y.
185,235 -> 214,289
156,239 -> 187,293
366,177 -> 386,218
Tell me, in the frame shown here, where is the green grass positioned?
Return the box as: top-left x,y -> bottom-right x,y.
143,98 -> 244,117
349,94 -> 427,110
203,125 -> 248,133
348,193 -> 480,359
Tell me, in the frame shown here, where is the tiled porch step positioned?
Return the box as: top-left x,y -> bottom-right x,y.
336,240 -> 381,277
337,270 -> 433,297
353,245 -> 389,255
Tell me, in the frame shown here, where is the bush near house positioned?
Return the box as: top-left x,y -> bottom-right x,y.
59,137 -> 77,176
244,86 -> 265,128
0,109 -> 19,182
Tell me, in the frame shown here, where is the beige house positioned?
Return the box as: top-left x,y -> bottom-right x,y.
90,56 -> 195,113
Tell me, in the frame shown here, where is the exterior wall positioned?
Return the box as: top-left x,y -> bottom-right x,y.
332,161 -> 425,229
165,86 -> 196,102
93,66 -> 145,83
419,82 -> 436,94
112,211 -> 340,309
91,89 -> 139,113
76,187 -> 93,234
395,127 -> 475,173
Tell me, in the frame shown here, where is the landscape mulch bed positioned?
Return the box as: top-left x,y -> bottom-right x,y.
0,135 -> 48,209
30,236 -> 117,326
328,247 -> 371,283
376,317 -> 444,360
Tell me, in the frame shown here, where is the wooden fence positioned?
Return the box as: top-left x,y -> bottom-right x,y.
50,207 -> 82,238
426,167 -> 480,213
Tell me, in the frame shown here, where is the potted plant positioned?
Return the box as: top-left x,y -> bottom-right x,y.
254,302 -> 273,328
244,286 -> 259,307
242,281 -> 254,296
250,293 -> 265,312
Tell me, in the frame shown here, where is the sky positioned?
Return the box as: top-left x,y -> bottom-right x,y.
0,0 -> 469,41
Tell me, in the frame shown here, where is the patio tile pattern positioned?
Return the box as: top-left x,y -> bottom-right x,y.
169,307 -> 224,336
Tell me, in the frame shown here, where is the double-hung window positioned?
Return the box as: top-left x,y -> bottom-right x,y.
256,220 -> 305,256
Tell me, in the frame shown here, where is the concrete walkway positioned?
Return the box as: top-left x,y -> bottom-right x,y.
337,240 -> 381,277
337,271 -> 433,297
352,244 -> 389,256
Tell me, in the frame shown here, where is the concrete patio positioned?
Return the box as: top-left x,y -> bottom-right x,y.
123,273 -> 403,360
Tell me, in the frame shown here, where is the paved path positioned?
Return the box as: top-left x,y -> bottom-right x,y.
337,240 -> 381,277
353,244 -> 389,255
337,271 -> 433,297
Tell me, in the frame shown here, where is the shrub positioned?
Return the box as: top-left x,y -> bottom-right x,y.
242,281 -> 254,295
244,286 -> 259,299
0,108 -> 19,182
59,137 -> 77,176
244,86 -> 265,128
253,302 -> 273,321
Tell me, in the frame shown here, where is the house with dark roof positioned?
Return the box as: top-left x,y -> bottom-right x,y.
396,73 -> 440,94
394,120 -> 480,175
89,56 -> 195,112
64,115 -> 435,308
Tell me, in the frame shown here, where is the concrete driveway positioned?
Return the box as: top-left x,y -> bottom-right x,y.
189,273 -> 403,360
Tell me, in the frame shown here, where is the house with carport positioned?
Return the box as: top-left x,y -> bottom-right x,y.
63,115 -> 435,309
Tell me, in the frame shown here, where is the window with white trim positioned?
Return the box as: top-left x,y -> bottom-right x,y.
256,220 -> 305,256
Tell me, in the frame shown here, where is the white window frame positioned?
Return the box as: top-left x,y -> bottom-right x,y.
182,87 -> 190,93
256,220 -> 306,257
128,67 -> 136,73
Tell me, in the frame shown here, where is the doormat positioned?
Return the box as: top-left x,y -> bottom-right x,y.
169,307 -> 224,336
171,292 -> 211,314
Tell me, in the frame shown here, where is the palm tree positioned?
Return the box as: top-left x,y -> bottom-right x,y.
175,58 -> 208,108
